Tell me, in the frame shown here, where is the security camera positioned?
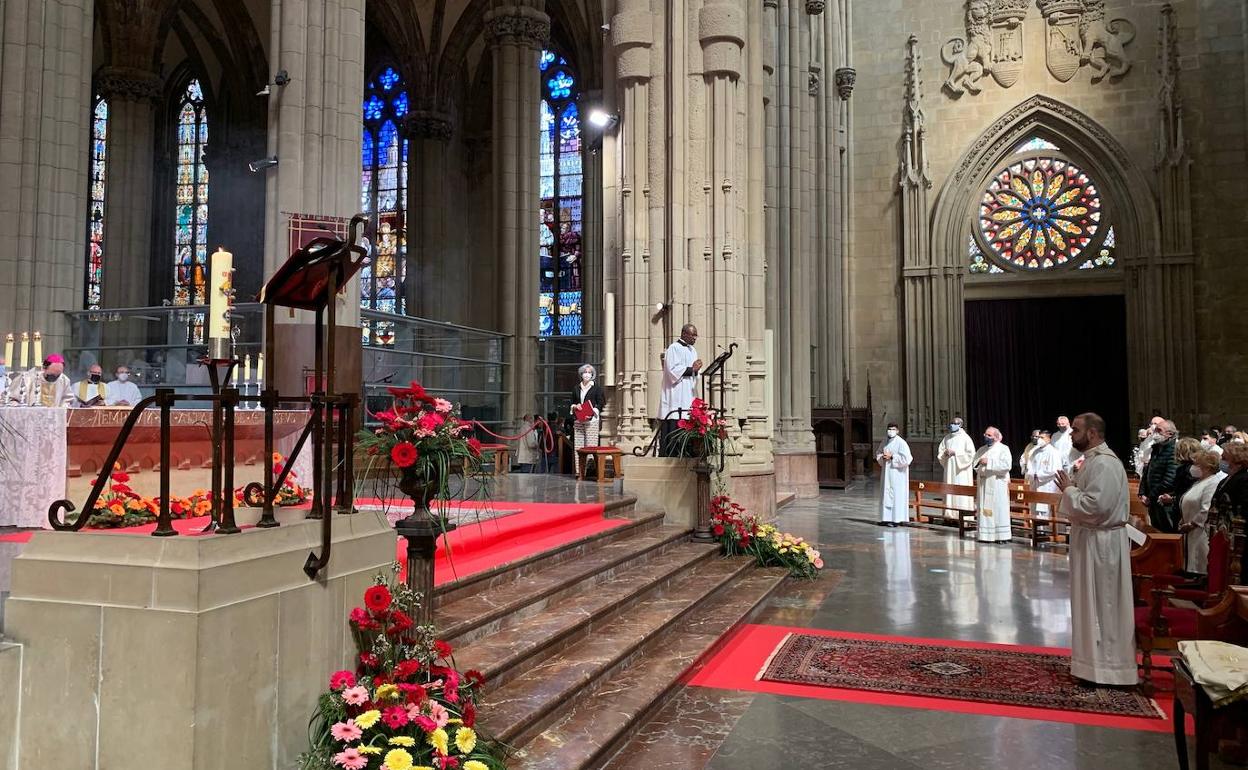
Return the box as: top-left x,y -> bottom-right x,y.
248,156 -> 279,173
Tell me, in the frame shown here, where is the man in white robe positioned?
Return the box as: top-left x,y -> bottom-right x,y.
1051,415 -> 1076,472
105,365 -> 143,407
937,417 -> 975,514
70,363 -> 108,407
876,423 -> 912,526
7,355 -> 72,407
1019,430 -> 1041,478
1027,430 -> 1061,519
1056,412 -> 1137,686
974,426 -> 1013,542
658,324 -> 702,456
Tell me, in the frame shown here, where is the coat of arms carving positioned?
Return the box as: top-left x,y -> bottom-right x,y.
1038,0 -> 1136,83
941,0 -> 993,95
988,0 -> 1028,88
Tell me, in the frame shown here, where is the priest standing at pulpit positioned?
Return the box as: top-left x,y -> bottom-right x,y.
71,364 -> 108,407
658,324 -> 702,456
7,354 -> 72,407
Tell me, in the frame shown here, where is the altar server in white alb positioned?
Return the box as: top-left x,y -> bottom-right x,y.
1055,413 -> 1137,686
71,363 -> 108,407
658,324 -> 702,456
7,354 -> 72,407
937,417 -> 976,513
106,365 -> 142,407
1051,414 -> 1076,471
973,426 -> 1013,542
876,423 -> 912,526
1027,430 -> 1062,519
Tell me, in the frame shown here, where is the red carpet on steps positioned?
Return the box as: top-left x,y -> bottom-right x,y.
0,501 -> 626,589
690,624 -> 1190,735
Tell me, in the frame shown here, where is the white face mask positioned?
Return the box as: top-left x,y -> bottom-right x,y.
1189,466 -> 1203,479
117,373 -> 129,382
887,429 -> 898,438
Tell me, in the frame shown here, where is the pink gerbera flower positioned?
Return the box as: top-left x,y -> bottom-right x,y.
428,701 -> 451,729
332,747 -> 368,770
330,719 -> 363,742
341,686 -> 370,706
433,398 -> 453,414
382,705 -> 409,729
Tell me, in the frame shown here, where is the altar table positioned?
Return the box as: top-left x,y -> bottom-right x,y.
0,407 -> 311,529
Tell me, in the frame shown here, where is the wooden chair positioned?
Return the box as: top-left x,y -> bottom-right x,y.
478,443 -> 510,476
575,446 -> 624,484
908,480 -> 978,537
1008,488 -> 1067,548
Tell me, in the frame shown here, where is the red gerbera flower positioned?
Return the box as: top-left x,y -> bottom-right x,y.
381,705 -> 409,729
461,700 -> 477,728
387,609 -> 414,636
466,438 -> 482,458
390,441 -> 418,469
111,471 -> 130,483
359,652 -> 380,669
433,639 -> 453,659
394,659 -> 422,680
364,585 -> 392,613
329,670 -> 356,691
463,669 -> 486,688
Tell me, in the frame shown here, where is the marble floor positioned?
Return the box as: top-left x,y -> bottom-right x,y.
606,487 -> 1238,770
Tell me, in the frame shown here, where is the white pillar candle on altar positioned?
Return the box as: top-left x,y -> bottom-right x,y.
3,334 -> 12,367
32,331 -> 41,367
208,247 -> 234,359
242,354 -> 251,383
256,353 -> 264,384
18,332 -> 29,369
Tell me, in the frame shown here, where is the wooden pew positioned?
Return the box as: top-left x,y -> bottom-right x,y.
1008,488 -> 1068,548
908,479 -> 978,537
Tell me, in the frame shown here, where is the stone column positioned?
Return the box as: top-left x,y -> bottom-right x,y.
813,2 -> 848,405
0,0 -> 93,351
485,1 -> 549,425
97,67 -> 163,310
403,109 -> 453,321
262,0 -> 366,395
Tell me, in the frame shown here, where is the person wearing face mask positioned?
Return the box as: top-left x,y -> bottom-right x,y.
6,354 -> 72,407
1135,415 -> 1166,477
1050,415 -> 1076,472
1220,425 -> 1238,446
1139,419 -> 1180,532
1176,450 -> 1225,576
1199,430 -> 1224,459
1159,437 -> 1200,513
1053,413 -> 1137,686
875,423 -> 912,527
1027,430 -> 1061,518
1211,442 -> 1248,584
1020,429 -> 1042,479
972,426 -> 1013,542
71,364 -> 108,407
106,365 -> 142,407
570,364 -> 605,477
936,417 -> 975,514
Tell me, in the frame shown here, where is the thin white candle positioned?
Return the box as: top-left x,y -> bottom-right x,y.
242,353 -> 251,383
32,331 -> 41,367
3,334 -> 12,368
256,353 -> 264,384
18,332 -> 28,369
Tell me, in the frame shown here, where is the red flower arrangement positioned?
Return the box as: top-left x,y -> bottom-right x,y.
710,495 -> 822,579
668,397 -> 730,461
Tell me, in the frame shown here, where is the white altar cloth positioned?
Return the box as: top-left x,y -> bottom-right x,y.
0,408 -> 68,528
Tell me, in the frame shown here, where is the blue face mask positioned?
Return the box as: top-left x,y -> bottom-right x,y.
1221,461 -> 1231,474
983,436 -> 995,446
949,424 -> 961,432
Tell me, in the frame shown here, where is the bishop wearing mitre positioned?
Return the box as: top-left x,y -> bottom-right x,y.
7,354 -> 73,407
937,417 -> 976,513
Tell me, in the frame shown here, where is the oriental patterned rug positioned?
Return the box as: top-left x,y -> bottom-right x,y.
758,632 -> 1163,719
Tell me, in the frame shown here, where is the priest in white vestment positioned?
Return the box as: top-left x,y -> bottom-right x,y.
973,427 -> 1013,542
658,324 -> 702,456
71,364 -> 108,407
1027,431 -> 1062,519
876,423 -> 912,526
1057,413 -> 1137,686
1051,415 -> 1076,472
106,365 -> 143,407
937,417 -> 975,513
6,354 -> 72,407
1020,430 -> 1041,478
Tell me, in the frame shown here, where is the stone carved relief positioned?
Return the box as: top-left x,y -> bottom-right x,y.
483,12 -> 550,49
989,0 -> 1029,88
1078,0 -> 1135,83
1037,0 -> 1083,81
96,66 -> 164,102
941,0 -> 993,96
834,67 -> 856,99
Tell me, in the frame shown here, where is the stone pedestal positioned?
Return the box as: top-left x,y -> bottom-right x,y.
729,465 -> 779,520
623,457 -> 698,529
773,450 -> 818,498
2,511 -> 394,770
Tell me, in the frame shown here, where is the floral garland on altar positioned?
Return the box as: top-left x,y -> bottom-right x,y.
299,569 -> 508,770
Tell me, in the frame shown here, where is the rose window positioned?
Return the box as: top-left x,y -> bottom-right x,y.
977,156 -> 1102,270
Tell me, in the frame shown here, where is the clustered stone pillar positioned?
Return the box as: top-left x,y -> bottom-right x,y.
485,1 -> 549,425
0,0 -> 94,351
404,109 -> 454,322
98,67 -> 163,310
262,0 -> 366,394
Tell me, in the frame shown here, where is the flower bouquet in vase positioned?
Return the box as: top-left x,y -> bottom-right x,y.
666,397 -> 729,467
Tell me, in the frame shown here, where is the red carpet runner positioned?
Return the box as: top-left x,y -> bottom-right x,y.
690,625 -> 1186,734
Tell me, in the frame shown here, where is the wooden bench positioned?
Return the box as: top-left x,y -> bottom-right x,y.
478,443 -> 510,476
1008,488 -> 1068,548
576,446 -> 624,484
908,480 -> 978,537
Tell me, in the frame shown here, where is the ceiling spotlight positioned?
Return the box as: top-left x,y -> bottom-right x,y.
248,156 -> 279,173
588,109 -> 618,129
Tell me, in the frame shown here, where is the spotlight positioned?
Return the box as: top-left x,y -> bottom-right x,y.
588,109 -> 618,129
256,69 -> 291,97
248,156 -> 279,173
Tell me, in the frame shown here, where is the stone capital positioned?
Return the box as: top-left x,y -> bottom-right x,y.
805,0 -> 826,14
96,66 -> 164,103
483,6 -> 551,50
403,110 -> 454,141
834,66 -> 856,99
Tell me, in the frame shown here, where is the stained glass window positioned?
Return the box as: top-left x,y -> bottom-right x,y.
172,79 -> 209,342
1078,225 -> 1117,270
967,234 -> 1004,274
539,50 -> 584,336
86,96 -> 108,310
359,66 -> 409,346
977,155 -> 1102,270
1014,136 -> 1060,153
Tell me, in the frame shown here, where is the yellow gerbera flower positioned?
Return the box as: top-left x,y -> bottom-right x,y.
388,736 -> 416,747
455,727 -> 477,754
464,762 -> 490,770
375,683 -> 400,701
382,747 -> 414,770
428,728 -> 449,755
355,709 -> 382,730
358,745 -> 383,755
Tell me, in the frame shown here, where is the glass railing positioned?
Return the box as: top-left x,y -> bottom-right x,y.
536,335 -> 603,421
60,305 -> 510,421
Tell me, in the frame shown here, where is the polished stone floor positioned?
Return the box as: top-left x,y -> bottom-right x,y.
606,487 -> 1236,770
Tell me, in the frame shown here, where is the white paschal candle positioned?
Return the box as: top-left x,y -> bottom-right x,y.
208,248 -> 234,359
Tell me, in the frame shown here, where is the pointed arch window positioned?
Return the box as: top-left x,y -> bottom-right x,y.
539,49 -> 583,336
172,79 -> 209,342
86,95 -> 109,310
359,65 -> 409,346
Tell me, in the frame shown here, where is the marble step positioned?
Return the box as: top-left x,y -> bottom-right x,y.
479,555 -> 761,747
434,505 -> 665,609
512,568 -> 789,770
451,541 -> 719,692
438,522 -> 693,645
